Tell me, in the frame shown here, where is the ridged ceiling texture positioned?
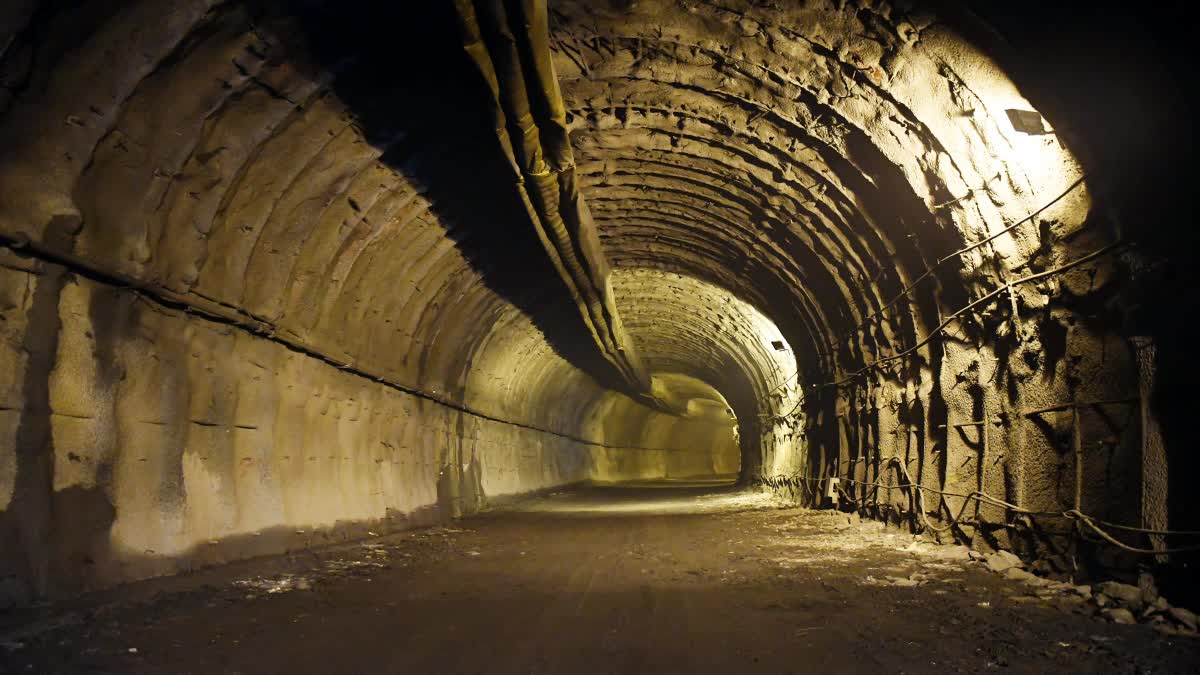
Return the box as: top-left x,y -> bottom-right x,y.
546,0 -> 1104,478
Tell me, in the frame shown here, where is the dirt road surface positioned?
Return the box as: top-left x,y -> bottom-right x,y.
2,481 -> 1197,674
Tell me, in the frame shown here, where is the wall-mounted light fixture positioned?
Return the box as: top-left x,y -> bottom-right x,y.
1005,109 -> 1049,135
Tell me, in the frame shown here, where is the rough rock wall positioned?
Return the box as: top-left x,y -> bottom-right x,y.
546,0 -> 1148,567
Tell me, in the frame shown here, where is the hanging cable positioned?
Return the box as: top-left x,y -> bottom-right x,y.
755,464 -> 1200,555
837,176 -> 1088,345
760,238 -> 1124,425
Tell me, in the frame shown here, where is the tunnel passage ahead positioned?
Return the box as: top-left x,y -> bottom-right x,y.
2,482 -> 1196,674
0,0 -> 1194,631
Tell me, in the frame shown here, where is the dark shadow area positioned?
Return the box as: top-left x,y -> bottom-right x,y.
954,0 -> 1198,607
0,263 -> 65,607
246,0 -> 627,392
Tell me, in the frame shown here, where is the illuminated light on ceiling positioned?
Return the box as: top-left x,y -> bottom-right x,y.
931,56 -> 1092,263
1005,109 -> 1049,135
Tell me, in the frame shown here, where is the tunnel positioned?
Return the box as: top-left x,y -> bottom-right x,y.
0,1 -> 1196,672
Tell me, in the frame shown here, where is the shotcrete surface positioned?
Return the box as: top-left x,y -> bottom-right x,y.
2,482 -> 1195,674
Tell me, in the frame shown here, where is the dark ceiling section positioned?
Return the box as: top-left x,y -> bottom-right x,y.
271,0 -> 630,393
957,0 -> 1197,576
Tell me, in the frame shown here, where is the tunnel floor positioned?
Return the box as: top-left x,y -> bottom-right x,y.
2,484 -> 1196,674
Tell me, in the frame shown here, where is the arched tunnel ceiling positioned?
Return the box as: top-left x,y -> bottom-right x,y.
3,0 -> 1178,608
0,0 -> 1101,470
549,0 -> 1090,391
611,268 -> 796,425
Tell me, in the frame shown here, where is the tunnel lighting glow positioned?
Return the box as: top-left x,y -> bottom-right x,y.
1005,109 -> 1048,135
517,483 -> 775,516
613,269 -> 798,394
610,272 -> 804,482
930,56 -> 1091,262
